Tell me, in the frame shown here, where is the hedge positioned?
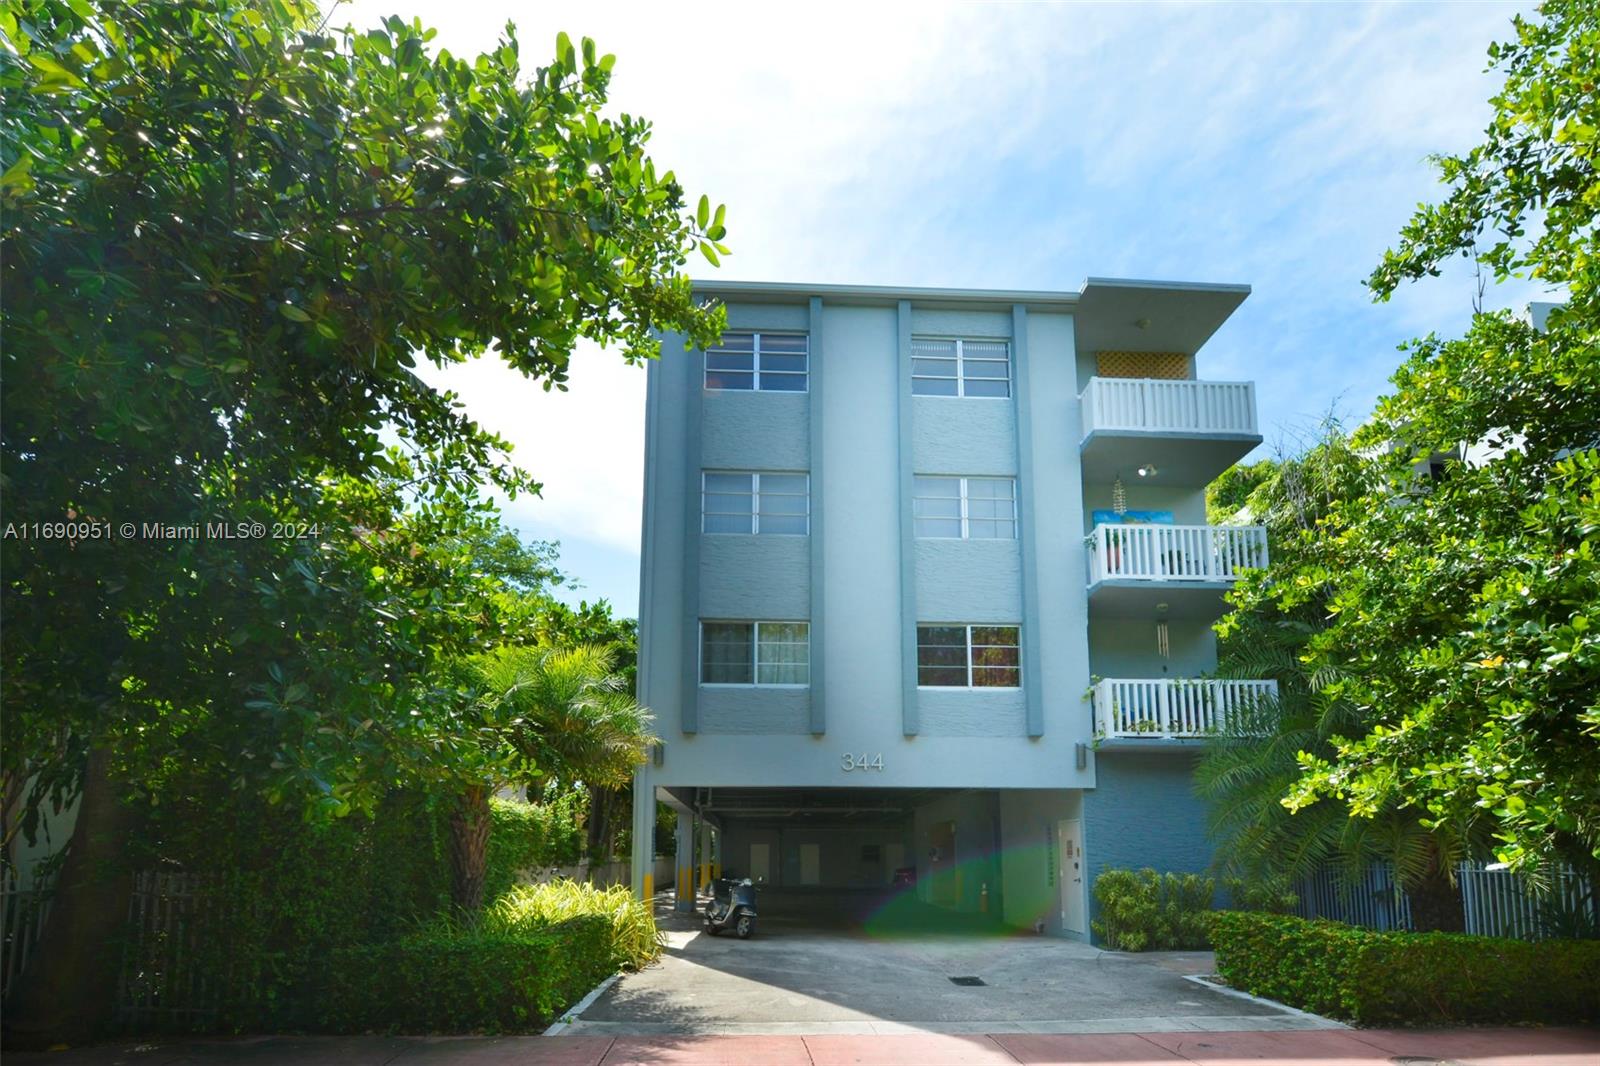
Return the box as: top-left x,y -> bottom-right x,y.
321,915 -> 617,1033
1091,868 -> 1213,951
1209,910 -> 1600,1025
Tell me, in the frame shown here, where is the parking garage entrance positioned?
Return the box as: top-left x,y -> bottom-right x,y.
657,785 -> 1085,937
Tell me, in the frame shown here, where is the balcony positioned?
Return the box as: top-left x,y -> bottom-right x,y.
1091,678 -> 1278,740
1086,523 -> 1267,619
1079,377 -> 1263,484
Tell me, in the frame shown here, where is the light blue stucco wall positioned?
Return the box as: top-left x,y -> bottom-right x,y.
637,296 -> 1098,790
998,789 -> 1084,937
1081,751 -> 1217,941
1088,618 -> 1218,679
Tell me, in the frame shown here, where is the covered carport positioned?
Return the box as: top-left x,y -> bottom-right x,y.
658,786 -> 1081,935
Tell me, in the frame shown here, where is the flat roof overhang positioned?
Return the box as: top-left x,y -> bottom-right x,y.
1087,579 -> 1237,622
1075,277 -> 1250,356
687,276 -> 1250,337
1080,428 -> 1262,485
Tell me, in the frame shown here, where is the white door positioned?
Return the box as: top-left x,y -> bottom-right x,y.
884,842 -> 906,884
749,842 -> 771,883
1057,819 -> 1085,933
799,843 -> 821,885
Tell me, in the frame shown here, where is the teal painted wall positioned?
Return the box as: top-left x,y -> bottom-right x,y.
1081,752 -> 1217,942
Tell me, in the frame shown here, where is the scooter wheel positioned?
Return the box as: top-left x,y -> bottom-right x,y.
704,923 -> 720,936
735,914 -> 754,939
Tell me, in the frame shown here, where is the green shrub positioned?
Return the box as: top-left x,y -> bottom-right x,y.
1223,873 -> 1299,914
488,879 -> 662,970
1091,867 -> 1214,951
1209,910 -> 1600,1025
321,915 -> 615,1033
483,791 -> 588,900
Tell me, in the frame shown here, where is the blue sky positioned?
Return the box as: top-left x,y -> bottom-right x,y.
344,0 -> 1549,616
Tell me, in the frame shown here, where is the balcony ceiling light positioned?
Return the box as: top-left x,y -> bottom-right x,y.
1137,464 -> 1157,478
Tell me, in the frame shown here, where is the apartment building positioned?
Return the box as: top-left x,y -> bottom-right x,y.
630,278 -> 1273,939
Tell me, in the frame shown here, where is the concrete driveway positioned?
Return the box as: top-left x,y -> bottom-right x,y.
556,894 -> 1336,1037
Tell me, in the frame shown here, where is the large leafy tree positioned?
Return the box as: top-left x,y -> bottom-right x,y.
0,0 -> 723,1044
1216,0 -> 1599,889
1199,431 -> 1487,931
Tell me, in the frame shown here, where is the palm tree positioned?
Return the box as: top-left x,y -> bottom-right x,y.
1198,427 -> 1486,931
445,643 -> 654,911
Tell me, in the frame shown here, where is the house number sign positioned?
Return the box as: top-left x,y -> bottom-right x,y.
841,752 -> 884,771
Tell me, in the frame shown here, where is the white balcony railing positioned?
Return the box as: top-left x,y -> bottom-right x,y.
1081,377 -> 1259,438
1092,678 -> 1278,739
1087,523 -> 1267,584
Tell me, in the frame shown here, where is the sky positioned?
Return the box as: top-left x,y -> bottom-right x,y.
342,0 -> 1549,616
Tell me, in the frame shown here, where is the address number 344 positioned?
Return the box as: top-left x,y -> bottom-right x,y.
841,752 -> 884,771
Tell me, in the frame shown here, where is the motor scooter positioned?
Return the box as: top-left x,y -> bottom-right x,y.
703,876 -> 758,938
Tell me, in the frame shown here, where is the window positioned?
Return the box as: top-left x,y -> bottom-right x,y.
705,332 -> 808,392
913,476 -> 1016,539
911,338 -> 1011,398
701,622 -> 810,685
702,472 -> 809,534
916,625 -> 1020,688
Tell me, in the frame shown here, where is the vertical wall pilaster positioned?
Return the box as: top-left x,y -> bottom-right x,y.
1013,304 -> 1045,737
679,347 -> 704,733
896,300 -> 919,736
808,296 -> 827,735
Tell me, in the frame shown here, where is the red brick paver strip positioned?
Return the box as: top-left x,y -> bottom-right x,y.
990,1032 -> 1188,1064
1142,1027 -> 1439,1064
1348,1026 -> 1600,1066
389,1035 -> 616,1065
599,1035 -> 811,1065
801,1033 -> 1020,1065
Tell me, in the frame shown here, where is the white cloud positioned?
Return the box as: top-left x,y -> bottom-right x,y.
339,0 -> 1538,613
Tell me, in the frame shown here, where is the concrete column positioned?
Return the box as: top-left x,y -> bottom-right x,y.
674,810 -> 695,912
698,814 -> 713,891
630,768 -> 654,901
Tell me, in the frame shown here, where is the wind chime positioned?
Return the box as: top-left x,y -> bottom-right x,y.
1111,475 -> 1127,516
1155,603 -> 1170,659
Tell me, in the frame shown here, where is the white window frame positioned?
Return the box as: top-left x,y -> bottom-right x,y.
701,471 -> 810,535
704,331 -> 810,393
913,476 -> 1017,539
911,337 -> 1012,399
914,623 -> 1022,690
698,620 -> 811,688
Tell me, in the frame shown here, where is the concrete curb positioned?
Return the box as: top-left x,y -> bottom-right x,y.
541,973 -> 622,1037
1180,973 -> 1348,1029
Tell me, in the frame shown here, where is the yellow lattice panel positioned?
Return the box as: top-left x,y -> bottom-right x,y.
1096,351 -> 1191,380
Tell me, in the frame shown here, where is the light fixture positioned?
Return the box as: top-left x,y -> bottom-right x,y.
1137,464 -> 1157,478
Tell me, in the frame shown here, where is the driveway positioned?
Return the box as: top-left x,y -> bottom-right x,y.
556,894 -> 1335,1037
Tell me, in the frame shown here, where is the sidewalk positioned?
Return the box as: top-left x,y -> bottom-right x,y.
7,1028 -> 1598,1065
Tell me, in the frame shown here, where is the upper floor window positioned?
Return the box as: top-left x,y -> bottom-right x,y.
702,472 -> 809,535
916,624 -> 1020,688
705,332 -> 808,392
911,338 -> 1010,398
913,476 -> 1017,539
701,621 -> 810,686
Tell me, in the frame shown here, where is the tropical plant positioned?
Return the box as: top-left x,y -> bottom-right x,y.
432,644 -> 654,910
1286,0 -> 1600,876
0,0 -> 723,1044
1198,427 -> 1489,930
488,879 -> 662,970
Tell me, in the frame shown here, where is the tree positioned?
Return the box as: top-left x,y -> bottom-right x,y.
1199,428 -> 1487,931
1206,458 -> 1276,524
1284,0 -> 1600,874
436,643 -> 653,910
1,0 -> 724,1044
532,599 -> 642,860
